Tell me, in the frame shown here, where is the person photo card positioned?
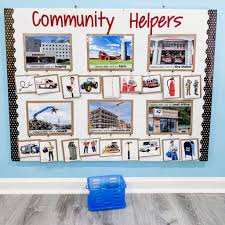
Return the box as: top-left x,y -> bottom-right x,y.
142,75 -> 162,94
24,34 -> 72,71
62,139 -> 80,162
26,101 -> 74,136
121,139 -> 139,160
100,139 -> 122,157
88,100 -> 133,134
148,34 -> 196,71
79,76 -> 101,94
34,74 -> 60,95
87,34 -> 134,71
120,75 -> 142,93
40,140 -> 58,163
146,101 -> 193,135
180,139 -> 199,161
163,139 -> 181,161
183,75 -> 201,99
102,76 -> 120,99
79,138 -> 100,157
15,75 -> 36,94
61,75 -> 80,99
138,139 -> 161,158
18,139 -> 40,159
163,75 -> 181,99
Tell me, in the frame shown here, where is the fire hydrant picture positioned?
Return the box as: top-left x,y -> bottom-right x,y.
148,34 -> 196,71
24,34 -> 72,71
87,34 -> 134,71
120,75 -> 142,93
26,101 -> 74,136
147,101 -> 192,135
40,140 -> 58,163
163,139 -> 181,161
163,75 -> 181,99
62,139 -> 80,162
79,139 -> 100,157
88,100 -> 133,134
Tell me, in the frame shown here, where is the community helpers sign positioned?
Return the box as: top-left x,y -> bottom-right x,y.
4,8 -> 216,162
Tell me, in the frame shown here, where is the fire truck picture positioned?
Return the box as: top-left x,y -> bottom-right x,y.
36,79 -> 58,89
143,78 -> 160,88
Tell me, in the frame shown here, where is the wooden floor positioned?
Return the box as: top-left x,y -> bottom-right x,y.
0,194 -> 224,225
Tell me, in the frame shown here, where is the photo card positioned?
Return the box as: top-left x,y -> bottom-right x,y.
100,139 -> 122,157
180,139 -> 199,161
79,138 -> 100,157
40,139 -> 58,163
87,34 -> 134,71
15,75 -> 36,94
102,76 -> 120,99
121,139 -> 139,160
62,139 -> 80,162
142,74 -> 162,94
146,100 -> 193,135
18,139 -> 40,159
120,75 -> 142,93
88,100 -> 133,134
34,74 -> 60,95
163,75 -> 181,99
163,139 -> 181,161
148,34 -> 196,71
27,101 -> 74,136
138,139 -> 161,158
61,75 -> 80,99
79,76 -> 101,94
24,34 -> 72,71
183,75 -> 201,99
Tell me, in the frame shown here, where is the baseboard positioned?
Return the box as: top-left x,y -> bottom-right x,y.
0,177 -> 225,194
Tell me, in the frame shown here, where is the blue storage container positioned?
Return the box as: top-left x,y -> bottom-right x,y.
87,175 -> 127,211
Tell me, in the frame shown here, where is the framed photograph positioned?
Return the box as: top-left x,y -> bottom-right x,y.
18,139 -> 40,158
26,101 -> 74,136
40,140 -> 58,162
138,139 -> 161,158
121,139 -> 139,160
102,76 -> 120,99
163,75 -> 181,99
24,34 -> 72,71
146,100 -> 193,135
100,139 -> 122,157
180,139 -> 199,161
61,75 -> 80,99
142,75 -> 162,94
163,139 -> 181,161
87,34 -> 134,71
34,74 -> 60,95
79,138 -> 100,157
120,75 -> 142,93
79,76 -> 101,94
88,100 -> 133,134
148,34 -> 196,71
183,76 -> 201,99
62,139 -> 80,162
15,75 -> 36,94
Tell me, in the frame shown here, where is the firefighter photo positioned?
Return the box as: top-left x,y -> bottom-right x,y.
185,79 -> 192,96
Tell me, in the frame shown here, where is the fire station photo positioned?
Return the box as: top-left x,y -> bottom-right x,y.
146,101 -> 192,135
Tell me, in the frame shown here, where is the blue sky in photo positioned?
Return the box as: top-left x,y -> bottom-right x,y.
28,102 -> 71,124
27,35 -> 70,43
89,35 -> 132,58
90,101 -> 131,123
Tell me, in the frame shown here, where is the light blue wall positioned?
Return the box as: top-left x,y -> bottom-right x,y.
0,0 -> 224,178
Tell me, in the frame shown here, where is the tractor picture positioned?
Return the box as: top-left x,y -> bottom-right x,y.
20,144 -> 40,155
143,78 -> 160,88
80,78 -> 98,92
103,142 -> 120,154
36,79 -> 58,89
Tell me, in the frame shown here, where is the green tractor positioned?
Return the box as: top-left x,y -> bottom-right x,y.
80,77 -> 98,92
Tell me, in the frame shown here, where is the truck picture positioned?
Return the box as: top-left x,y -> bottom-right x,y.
20,144 -> 40,155
36,79 -> 58,89
80,78 -> 98,92
143,78 -> 160,88
139,141 -> 159,152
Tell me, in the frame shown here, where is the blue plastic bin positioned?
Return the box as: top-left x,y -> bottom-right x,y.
87,175 -> 127,211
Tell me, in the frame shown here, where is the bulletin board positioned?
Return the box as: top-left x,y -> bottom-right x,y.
4,8 -> 217,162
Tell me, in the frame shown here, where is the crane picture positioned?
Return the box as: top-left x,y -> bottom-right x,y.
33,106 -> 58,120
